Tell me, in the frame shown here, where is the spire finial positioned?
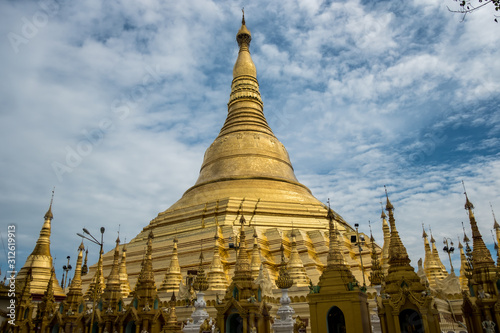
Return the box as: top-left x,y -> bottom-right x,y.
462,221 -> 470,243
429,226 -> 435,243
491,202 -> 499,229
45,187 -> 55,220
242,8 -> 245,25
384,185 -> 394,210
422,223 -> 427,238
116,224 -> 121,244
462,180 -> 474,210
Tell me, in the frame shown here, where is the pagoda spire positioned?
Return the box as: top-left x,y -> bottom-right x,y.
368,227 -> 383,287
250,227 -> 262,280
376,188 -> 441,333
422,224 -> 433,273
118,243 -> 131,298
429,227 -> 448,276
422,224 -> 447,288
133,230 -> 158,311
168,11 -> 320,211
385,188 -> 412,270
207,221 -> 229,290
16,189 -> 64,297
101,236 -> 122,313
463,186 -> 495,270
63,241 -> 85,313
160,236 -> 182,293
491,203 -> 500,268
84,248 -> 105,300
36,267 -> 57,322
287,229 -> 310,287
458,239 -> 468,290
34,268 -> 57,332
380,205 -> 391,275
325,206 -> 355,281
32,190 -> 54,257
233,216 -> 251,277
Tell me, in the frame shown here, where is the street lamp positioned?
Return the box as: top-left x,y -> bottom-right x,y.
62,256 -> 72,291
77,227 -> 105,333
442,237 -> 455,274
354,223 -> 367,290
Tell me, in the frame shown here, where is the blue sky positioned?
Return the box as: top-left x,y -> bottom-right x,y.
1,0 -> 499,282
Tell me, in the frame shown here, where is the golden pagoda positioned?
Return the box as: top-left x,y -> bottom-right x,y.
422,226 -> 447,288
308,207 -> 372,333
16,194 -> 65,299
118,243 -> 132,298
215,216 -> 272,333
60,241 -> 86,331
461,191 -> 500,332
83,13 -> 373,301
376,191 -> 440,333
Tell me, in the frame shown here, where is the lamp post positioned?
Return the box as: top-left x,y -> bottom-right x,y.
354,223 -> 367,290
442,237 -> 455,274
62,256 -> 72,291
77,227 -> 105,333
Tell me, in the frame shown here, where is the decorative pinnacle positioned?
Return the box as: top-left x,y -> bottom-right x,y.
384,186 -> 394,210
462,180 -> 474,211
276,242 -> 293,289
422,223 -> 428,238
45,187 -> 55,220
462,222 -> 470,243
491,202 -> 499,229
380,201 -> 386,219
242,8 -> 245,25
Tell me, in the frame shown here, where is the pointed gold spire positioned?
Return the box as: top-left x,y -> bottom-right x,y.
429,227 -> 448,277
462,183 -> 495,270
84,248 -> 105,300
101,236 -> 122,312
133,230 -> 158,311
234,216 -> 251,275
492,203 -> 499,230
385,188 -> 411,270
118,242 -> 131,297
287,229 -> 310,286
368,227 -> 383,286
63,241 -> 85,313
458,238 -> 468,290
326,206 -> 351,275
31,194 -> 55,257
380,203 -> 390,275
422,225 -> 447,288
16,191 -> 64,297
160,236 -> 183,293
250,227 -> 262,280
166,12 -> 321,212
207,220 -> 229,290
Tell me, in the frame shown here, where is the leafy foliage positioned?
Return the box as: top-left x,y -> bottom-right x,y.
450,0 -> 500,21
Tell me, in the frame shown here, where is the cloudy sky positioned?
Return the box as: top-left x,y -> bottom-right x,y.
1,0 -> 499,282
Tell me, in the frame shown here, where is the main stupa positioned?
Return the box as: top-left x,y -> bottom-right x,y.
84,15 -> 373,297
